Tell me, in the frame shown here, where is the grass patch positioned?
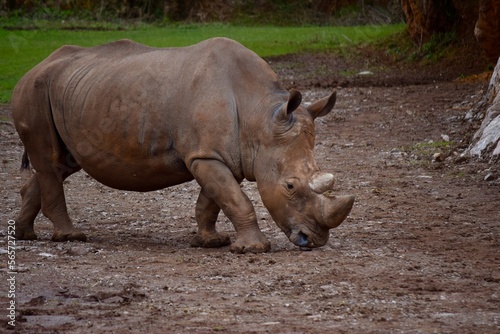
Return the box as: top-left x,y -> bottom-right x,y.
0,23 -> 404,103
403,140 -> 454,161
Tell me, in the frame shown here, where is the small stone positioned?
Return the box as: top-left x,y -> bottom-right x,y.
454,155 -> 468,164
441,134 -> 450,142
484,173 -> 495,181
66,245 -> 92,256
103,296 -> 124,304
433,152 -> 443,162
38,252 -> 56,257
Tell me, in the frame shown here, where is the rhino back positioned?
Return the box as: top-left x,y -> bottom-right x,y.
25,38 -> 281,191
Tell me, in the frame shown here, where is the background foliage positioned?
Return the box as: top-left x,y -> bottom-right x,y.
0,0 -> 403,26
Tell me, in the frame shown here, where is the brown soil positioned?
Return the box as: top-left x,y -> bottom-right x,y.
1,50 -> 499,333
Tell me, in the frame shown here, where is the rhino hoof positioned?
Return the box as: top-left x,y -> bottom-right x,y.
230,238 -> 271,254
190,232 -> 231,248
52,231 -> 88,242
15,229 -> 38,240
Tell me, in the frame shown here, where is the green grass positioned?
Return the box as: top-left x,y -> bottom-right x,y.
0,23 -> 404,103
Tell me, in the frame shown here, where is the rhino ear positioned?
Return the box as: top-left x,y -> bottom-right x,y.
276,89 -> 302,122
307,91 -> 336,119
286,89 -> 302,114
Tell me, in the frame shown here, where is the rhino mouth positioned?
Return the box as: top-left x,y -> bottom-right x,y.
287,229 -> 325,248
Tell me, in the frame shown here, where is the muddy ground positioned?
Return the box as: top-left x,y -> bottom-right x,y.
1,51 -> 499,333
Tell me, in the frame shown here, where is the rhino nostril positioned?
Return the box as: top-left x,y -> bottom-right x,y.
296,231 -> 309,247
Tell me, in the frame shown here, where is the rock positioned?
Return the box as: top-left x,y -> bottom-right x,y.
475,0 -> 500,62
468,57 -> 500,161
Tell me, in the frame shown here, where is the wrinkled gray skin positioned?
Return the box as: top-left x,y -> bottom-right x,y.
12,38 -> 354,253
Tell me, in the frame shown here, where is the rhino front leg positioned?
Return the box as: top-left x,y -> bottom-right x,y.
190,189 -> 231,248
191,160 -> 271,253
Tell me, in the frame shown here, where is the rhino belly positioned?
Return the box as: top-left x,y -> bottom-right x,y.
72,147 -> 194,192
57,113 -> 194,192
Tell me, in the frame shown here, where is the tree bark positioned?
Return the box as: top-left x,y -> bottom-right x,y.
400,0 -> 479,46
400,0 -> 458,45
475,0 -> 500,62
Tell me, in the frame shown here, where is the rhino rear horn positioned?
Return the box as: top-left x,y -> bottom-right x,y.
307,91 -> 336,119
309,172 -> 335,194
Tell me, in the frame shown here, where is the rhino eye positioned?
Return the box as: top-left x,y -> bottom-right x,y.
286,182 -> 294,190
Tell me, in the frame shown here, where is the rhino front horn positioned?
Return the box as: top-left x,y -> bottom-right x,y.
320,194 -> 355,229
309,172 -> 335,194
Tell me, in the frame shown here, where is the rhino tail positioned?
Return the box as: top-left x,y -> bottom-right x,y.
21,150 -> 30,170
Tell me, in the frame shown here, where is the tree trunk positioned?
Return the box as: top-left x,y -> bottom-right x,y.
475,0 -> 500,62
400,0 -> 457,45
400,0 -> 478,46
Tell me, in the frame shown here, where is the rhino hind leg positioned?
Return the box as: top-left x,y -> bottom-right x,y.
18,146 -> 86,242
15,174 -> 41,240
190,189 -> 231,248
37,169 -> 87,242
16,163 -> 86,242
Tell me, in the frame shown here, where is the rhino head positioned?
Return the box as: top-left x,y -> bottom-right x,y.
252,90 -> 354,248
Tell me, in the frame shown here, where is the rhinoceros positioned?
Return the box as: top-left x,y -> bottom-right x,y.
12,38 -> 354,253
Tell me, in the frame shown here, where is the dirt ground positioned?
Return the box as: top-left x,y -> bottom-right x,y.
1,50 -> 499,333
